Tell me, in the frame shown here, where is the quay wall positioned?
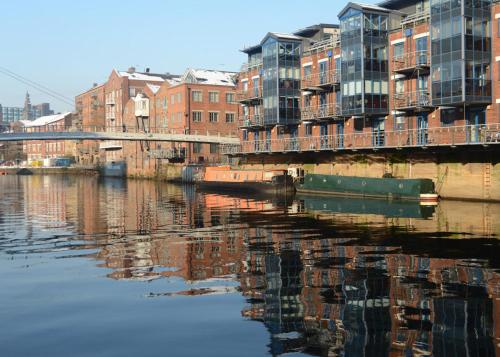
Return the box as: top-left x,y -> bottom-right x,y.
239,147 -> 500,202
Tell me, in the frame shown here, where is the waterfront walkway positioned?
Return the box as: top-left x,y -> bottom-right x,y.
0,126 -> 239,145
222,124 -> 500,155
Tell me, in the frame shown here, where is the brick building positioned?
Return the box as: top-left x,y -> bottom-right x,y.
74,83 -> 105,165
22,112 -> 74,164
121,68 -> 239,176
226,0 -> 500,156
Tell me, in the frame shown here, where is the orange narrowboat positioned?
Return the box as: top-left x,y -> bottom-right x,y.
196,166 -> 295,196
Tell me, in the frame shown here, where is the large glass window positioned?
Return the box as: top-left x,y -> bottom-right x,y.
340,9 -> 389,116
431,0 -> 491,105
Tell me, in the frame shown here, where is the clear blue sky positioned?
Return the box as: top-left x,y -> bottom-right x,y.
0,0 -> 376,112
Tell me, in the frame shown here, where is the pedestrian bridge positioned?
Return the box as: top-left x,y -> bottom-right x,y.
0,126 -> 240,145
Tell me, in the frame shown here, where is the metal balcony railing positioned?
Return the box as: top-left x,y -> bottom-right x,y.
394,91 -> 432,110
302,70 -> 340,89
236,86 -> 263,103
221,123 -> 500,155
301,103 -> 341,121
303,36 -> 341,55
240,60 -> 263,73
239,114 -> 264,128
392,51 -> 430,73
149,148 -> 186,160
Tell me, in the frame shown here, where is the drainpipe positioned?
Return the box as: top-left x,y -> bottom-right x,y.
187,86 -> 191,164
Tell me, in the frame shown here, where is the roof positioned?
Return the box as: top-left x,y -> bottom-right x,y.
23,112 -> 71,127
338,2 -> 394,18
118,71 -> 166,82
146,84 -> 161,94
181,69 -> 237,86
377,0 -> 415,10
294,23 -> 339,37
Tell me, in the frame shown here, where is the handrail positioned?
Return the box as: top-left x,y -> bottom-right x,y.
236,86 -> 263,102
301,103 -> 341,120
394,90 -> 432,109
302,69 -> 340,88
392,50 -> 430,71
221,123 -> 500,155
239,114 -> 264,128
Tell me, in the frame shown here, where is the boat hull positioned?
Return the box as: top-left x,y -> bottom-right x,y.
297,174 -> 438,202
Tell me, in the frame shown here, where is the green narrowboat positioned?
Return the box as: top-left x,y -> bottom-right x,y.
296,173 -> 438,202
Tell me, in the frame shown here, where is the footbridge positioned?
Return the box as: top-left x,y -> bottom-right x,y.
0,126 -> 240,145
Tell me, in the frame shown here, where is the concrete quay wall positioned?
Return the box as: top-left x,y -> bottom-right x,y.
239,147 -> 500,202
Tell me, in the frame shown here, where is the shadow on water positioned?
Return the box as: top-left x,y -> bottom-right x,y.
0,175 -> 499,356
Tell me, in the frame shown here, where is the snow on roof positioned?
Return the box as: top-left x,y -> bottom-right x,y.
269,32 -> 303,41
118,71 -> 165,82
146,84 -> 161,94
183,69 -> 237,86
23,112 -> 71,127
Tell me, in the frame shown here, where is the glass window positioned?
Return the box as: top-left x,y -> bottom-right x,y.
192,90 -> 202,102
225,92 -> 235,104
225,113 -> 235,123
208,91 -> 219,103
192,111 -> 202,122
209,112 -> 219,122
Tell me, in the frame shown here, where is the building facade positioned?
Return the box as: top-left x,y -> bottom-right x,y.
23,112 -> 74,164
121,68 -> 239,176
226,0 -> 498,156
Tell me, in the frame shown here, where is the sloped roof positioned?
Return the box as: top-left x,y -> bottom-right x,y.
146,84 -> 161,94
182,69 -> 237,86
23,112 -> 71,127
117,71 -> 165,82
338,2 -> 394,18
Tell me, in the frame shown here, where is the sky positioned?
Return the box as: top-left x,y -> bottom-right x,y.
0,0 -> 376,113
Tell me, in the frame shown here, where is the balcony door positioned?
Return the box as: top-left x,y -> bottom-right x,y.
319,61 -> 328,85
265,128 -> 271,151
336,122 -> 344,148
320,123 -> 329,149
467,109 -> 486,143
372,118 -> 385,147
254,130 -> 260,151
417,114 -> 428,145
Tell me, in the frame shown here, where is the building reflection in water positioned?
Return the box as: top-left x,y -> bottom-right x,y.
5,175 -> 500,357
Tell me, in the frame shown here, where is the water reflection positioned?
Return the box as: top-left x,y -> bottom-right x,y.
0,175 -> 499,356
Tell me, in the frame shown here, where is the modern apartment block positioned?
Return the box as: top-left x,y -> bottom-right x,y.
227,0 -> 499,156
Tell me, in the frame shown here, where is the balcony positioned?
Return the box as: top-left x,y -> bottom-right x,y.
239,114 -> 264,128
301,103 -> 341,121
302,70 -> 340,91
303,36 -> 340,56
149,148 -> 186,161
221,123 -> 500,155
105,97 -> 116,106
236,86 -> 262,103
392,51 -> 430,74
240,60 -> 263,73
394,91 -> 433,111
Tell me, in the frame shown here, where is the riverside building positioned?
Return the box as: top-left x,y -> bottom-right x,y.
226,0 -> 498,156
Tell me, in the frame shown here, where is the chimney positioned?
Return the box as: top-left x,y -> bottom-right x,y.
145,68 -> 150,73
128,66 -> 136,74
93,83 -> 98,87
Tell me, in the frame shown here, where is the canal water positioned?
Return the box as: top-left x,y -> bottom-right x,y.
1,175 -> 499,357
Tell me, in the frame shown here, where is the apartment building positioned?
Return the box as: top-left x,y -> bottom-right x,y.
228,0 -> 498,156
74,83 -> 105,165
101,67 -> 180,166
22,112 -> 74,164
121,68 -> 239,176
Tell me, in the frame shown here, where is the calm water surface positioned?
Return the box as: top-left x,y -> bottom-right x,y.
1,175 -> 500,357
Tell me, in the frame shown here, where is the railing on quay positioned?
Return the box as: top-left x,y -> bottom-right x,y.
221,123 -> 500,155
394,91 -> 432,110
392,51 -> 430,72
301,103 -> 341,121
302,70 -> 340,89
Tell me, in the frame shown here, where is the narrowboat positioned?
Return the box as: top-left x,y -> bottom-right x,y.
296,173 -> 439,202
195,166 -> 295,196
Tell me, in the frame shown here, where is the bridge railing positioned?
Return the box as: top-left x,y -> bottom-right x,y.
221,123 -> 500,155
8,125 -> 239,138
